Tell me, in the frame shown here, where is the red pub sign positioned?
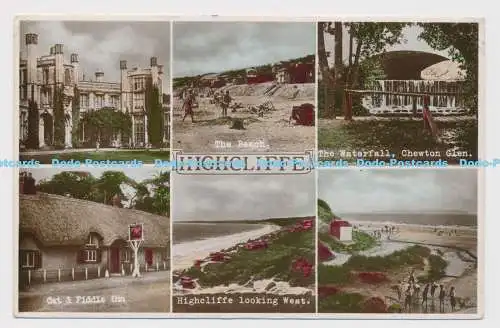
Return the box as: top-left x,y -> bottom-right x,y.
129,223 -> 144,241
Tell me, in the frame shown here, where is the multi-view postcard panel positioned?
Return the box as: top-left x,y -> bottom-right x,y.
13,17 -> 484,318
317,22 -> 479,165
171,173 -> 316,313
17,168 -> 170,313
172,22 -> 317,154
317,169 -> 478,314
18,20 -> 171,165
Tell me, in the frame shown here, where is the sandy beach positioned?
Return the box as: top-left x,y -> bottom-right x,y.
319,220 -> 478,313
173,223 -> 281,271
173,83 -> 315,153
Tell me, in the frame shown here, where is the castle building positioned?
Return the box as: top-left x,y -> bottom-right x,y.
19,33 -> 168,149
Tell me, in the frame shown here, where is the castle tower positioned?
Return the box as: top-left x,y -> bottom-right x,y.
25,33 -> 38,101
120,60 -> 129,112
70,53 -> 79,84
53,44 -> 64,84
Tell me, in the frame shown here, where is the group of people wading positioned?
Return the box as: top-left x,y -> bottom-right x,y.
394,268 -> 457,313
181,88 -> 232,123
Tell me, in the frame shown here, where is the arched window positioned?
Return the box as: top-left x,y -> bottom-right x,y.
64,69 -> 71,85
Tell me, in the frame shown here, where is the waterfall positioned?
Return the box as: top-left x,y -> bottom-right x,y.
363,79 -> 468,115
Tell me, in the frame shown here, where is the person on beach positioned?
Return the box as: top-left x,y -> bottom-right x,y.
413,283 -> 421,303
439,284 -> 446,312
449,286 -> 457,311
409,268 -> 416,284
221,90 -> 231,117
182,90 -> 195,123
404,285 -> 413,313
430,281 -> 438,299
422,283 -> 430,306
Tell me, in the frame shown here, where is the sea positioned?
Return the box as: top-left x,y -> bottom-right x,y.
173,222 -> 267,245
338,213 -> 477,227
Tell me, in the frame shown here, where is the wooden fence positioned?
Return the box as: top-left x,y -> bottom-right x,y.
19,261 -> 169,288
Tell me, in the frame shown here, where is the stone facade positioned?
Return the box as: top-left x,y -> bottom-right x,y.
19,33 -> 168,149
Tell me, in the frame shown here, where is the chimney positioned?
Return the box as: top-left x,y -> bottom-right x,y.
95,70 -> 104,82
70,53 -> 79,63
150,57 -> 157,67
120,60 -> 127,70
20,172 -> 36,195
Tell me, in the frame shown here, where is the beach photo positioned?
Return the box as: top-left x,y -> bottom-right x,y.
18,20 -> 171,164
171,173 -> 316,313
317,169 -> 479,315
172,21 -> 316,153
317,22 -> 479,164
16,168 -> 170,314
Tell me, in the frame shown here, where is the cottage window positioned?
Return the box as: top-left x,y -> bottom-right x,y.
20,250 -> 41,269
87,234 -> 99,248
84,249 -> 97,262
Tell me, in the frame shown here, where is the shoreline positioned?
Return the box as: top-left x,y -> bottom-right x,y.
173,223 -> 281,271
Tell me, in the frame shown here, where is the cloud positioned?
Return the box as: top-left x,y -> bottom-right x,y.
319,169 -> 477,214
172,173 -> 315,221
173,22 -> 316,76
19,21 -> 171,92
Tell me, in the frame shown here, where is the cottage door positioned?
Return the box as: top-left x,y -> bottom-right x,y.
110,248 -> 120,273
145,248 -> 153,266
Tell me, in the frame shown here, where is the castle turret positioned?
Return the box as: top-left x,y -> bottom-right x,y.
95,70 -> 104,82
150,57 -> 159,88
25,33 -> 38,101
53,44 -> 64,84
120,60 -> 129,112
70,53 -> 80,84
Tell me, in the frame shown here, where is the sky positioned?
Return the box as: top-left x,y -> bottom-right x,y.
173,22 -> 316,77
323,24 -> 451,67
319,169 -> 477,214
19,21 -> 171,92
172,173 -> 315,221
26,167 -> 163,183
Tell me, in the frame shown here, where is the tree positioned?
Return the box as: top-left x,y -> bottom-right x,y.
71,86 -> 80,147
145,78 -> 164,147
38,171 -> 96,200
94,171 -> 133,204
26,100 -> 39,149
318,22 -> 336,118
418,23 -> 478,112
333,22 -> 344,111
80,108 -> 131,146
35,171 -> 170,216
134,171 -> 170,216
343,22 -> 409,119
53,85 -> 65,148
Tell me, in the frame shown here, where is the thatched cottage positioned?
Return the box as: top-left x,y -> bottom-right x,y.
19,190 -> 170,284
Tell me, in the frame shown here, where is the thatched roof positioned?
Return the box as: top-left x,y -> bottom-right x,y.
20,193 -> 169,248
